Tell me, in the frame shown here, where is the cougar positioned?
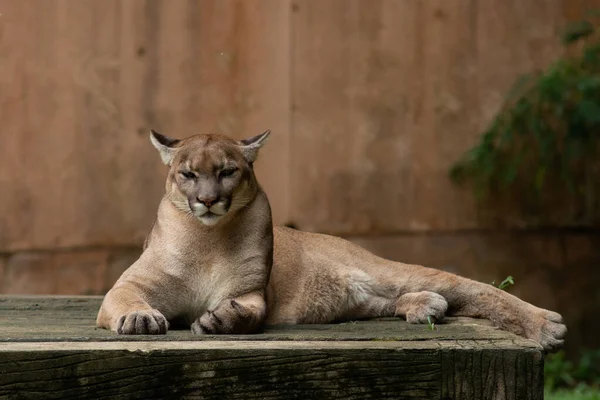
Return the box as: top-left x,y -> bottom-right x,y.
97,129 -> 566,352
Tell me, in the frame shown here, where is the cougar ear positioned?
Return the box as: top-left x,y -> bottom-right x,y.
149,129 -> 180,165
239,129 -> 271,163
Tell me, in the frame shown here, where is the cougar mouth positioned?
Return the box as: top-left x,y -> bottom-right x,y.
189,200 -> 230,226
198,211 -> 224,226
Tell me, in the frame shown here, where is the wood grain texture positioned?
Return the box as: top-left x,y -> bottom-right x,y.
0,344 -> 440,400
441,348 -> 543,400
0,296 -> 542,399
0,341 -> 544,400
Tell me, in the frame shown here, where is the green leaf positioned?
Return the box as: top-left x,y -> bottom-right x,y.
426,315 -> 436,331
498,276 -> 515,290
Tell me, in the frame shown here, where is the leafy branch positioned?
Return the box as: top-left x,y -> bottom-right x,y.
450,16 -> 600,225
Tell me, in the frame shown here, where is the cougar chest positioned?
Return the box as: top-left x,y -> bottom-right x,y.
184,262 -> 235,321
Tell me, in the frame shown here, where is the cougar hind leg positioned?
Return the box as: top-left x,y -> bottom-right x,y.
362,257 -> 567,352
336,271 -> 449,324
343,290 -> 449,326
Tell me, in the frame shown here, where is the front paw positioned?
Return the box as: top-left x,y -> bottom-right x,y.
117,309 -> 169,335
191,299 -> 255,335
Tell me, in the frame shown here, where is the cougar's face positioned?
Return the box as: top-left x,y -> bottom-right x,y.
150,130 -> 270,227
173,137 -> 252,226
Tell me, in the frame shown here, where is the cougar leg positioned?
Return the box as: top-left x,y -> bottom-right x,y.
365,260 -> 566,351
97,282 -> 169,335
338,288 -> 447,324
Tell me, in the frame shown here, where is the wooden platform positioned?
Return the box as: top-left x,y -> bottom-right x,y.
0,296 -> 543,400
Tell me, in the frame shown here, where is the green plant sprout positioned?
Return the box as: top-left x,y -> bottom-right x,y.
491,275 -> 515,290
427,315 -> 437,331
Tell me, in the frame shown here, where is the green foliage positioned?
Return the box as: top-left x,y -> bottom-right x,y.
450,17 -> 600,224
491,275 -> 515,290
545,350 -> 600,394
546,387 -> 600,400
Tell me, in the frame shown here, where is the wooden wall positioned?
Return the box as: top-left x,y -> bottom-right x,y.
1,0 -> 598,250
1,0 -> 600,351
0,0 -> 291,252
290,0 -> 573,233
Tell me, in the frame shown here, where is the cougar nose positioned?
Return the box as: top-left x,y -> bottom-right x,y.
197,196 -> 218,208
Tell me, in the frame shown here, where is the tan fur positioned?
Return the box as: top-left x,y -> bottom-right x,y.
97,130 -> 567,352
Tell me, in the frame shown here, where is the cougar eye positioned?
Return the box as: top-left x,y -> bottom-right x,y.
219,168 -> 238,179
179,171 -> 197,180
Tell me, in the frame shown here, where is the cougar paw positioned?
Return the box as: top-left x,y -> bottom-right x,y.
525,309 -> 567,353
397,291 -> 448,324
191,299 -> 254,335
117,309 -> 168,335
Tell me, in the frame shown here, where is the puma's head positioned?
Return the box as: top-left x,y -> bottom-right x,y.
150,129 -> 271,227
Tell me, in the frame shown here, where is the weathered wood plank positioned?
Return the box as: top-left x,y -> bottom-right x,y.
0,341 -> 439,400
0,341 -> 542,400
0,296 -> 542,399
441,347 -> 543,400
